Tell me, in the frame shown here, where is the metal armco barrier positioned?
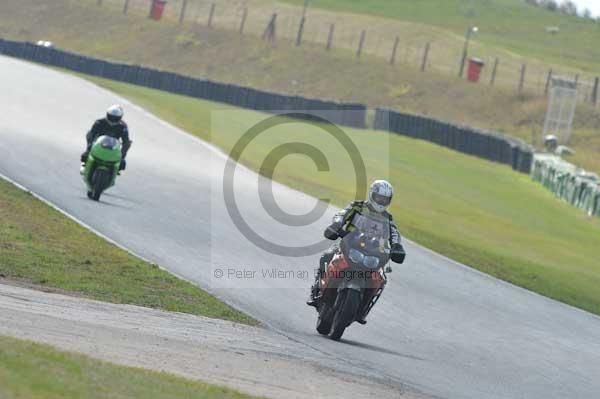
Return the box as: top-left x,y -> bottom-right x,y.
530,153 -> 600,218
374,108 -> 534,173
0,38 -> 535,173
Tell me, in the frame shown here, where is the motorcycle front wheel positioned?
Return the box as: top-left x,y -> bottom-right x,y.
316,302 -> 333,335
91,169 -> 110,201
329,289 -> 361,341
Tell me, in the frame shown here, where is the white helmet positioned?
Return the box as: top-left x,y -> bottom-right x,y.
368,180 -> 393,213
106,104 -> 124,126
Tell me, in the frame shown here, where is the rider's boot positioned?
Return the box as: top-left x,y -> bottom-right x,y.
306,248 -> 335,307
306,287 -> 319,307
306,275 -> 320,307
306,266 -> 323,307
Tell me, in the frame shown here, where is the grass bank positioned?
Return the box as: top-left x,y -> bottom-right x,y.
82,74 -> 600,315
0,336 -> 259,399
283,0 -> 600,72
2,0 -> 599,174
0,178 -> 255,325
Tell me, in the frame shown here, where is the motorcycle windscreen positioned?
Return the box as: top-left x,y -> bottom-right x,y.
349,213 -> 390,241
96,136 -> 120,150
341,213 -> 391,265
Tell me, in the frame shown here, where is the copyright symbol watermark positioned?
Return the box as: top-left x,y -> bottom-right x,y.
220,111 -> 368,257
208,109 -> 391,288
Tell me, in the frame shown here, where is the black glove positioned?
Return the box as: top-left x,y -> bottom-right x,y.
390,243 -> 406,264
80,152 -> 88,163
119,159 -> 127,171
324,225 -> 340,240
324,214 -> 345,240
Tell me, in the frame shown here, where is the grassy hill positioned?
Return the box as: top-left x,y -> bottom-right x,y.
80,0 -> 599,89
283,0 -> 600,72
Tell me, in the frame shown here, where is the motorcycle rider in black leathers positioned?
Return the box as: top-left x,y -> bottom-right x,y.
307,180 -> 406,314
80,105 -> 132,171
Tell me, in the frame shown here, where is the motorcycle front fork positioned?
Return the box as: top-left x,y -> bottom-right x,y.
360,287 -> 384,321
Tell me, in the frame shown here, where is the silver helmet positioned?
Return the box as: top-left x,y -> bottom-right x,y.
106,104 -> 124,126
367,180 -> 393,213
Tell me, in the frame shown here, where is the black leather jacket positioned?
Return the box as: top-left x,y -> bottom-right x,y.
86,118 -> 132,158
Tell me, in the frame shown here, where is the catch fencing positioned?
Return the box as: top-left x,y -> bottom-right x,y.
374,109 -> 534,173
0,38 -> 535,173
531,154 -> 600,218
94,0 -> 599,102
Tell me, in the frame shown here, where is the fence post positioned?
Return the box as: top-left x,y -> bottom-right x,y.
326,24 -> 335,50
421,42 -> 430,72
239,7 -> 248,35
518,64 -> 526,93
207,3 -> 216,28
297,0 -> 309,47
356,30 -> 366,58
390,36 -> 399,65
296,16 -> 306,46
179,0 -> 188,24
545,68 -> 553,96
592,77 -> 599,106
263,13 -> 277,41
123,0 -> 129,14
490,58 -> 498,86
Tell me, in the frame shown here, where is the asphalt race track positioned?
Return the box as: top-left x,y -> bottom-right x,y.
1,55 -> 599,399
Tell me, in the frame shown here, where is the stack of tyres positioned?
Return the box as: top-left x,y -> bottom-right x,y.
371,108 -> 534,173
530,153 -> 600,218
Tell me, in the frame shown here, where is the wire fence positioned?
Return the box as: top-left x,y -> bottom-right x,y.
92,0 -> 600,103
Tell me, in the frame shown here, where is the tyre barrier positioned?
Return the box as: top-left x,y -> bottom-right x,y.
0,39 -> 366,129
374,108 -> 534,173
530,153 -> 600,218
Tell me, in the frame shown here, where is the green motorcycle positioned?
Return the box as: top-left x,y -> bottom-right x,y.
81,135 -> 122,201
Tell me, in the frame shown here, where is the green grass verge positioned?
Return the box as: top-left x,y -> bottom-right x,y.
82,74 -> 600,315
0,335 -> 260,399
0,178 -> 256,325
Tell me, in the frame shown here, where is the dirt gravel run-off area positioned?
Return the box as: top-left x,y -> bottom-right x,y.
0,282 -> 425,399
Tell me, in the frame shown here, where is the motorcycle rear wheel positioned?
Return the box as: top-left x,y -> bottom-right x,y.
329,289 -> 361,341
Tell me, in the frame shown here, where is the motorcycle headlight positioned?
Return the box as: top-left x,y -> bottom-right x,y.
363,256 -> 380,269
348,248 -> 364,264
